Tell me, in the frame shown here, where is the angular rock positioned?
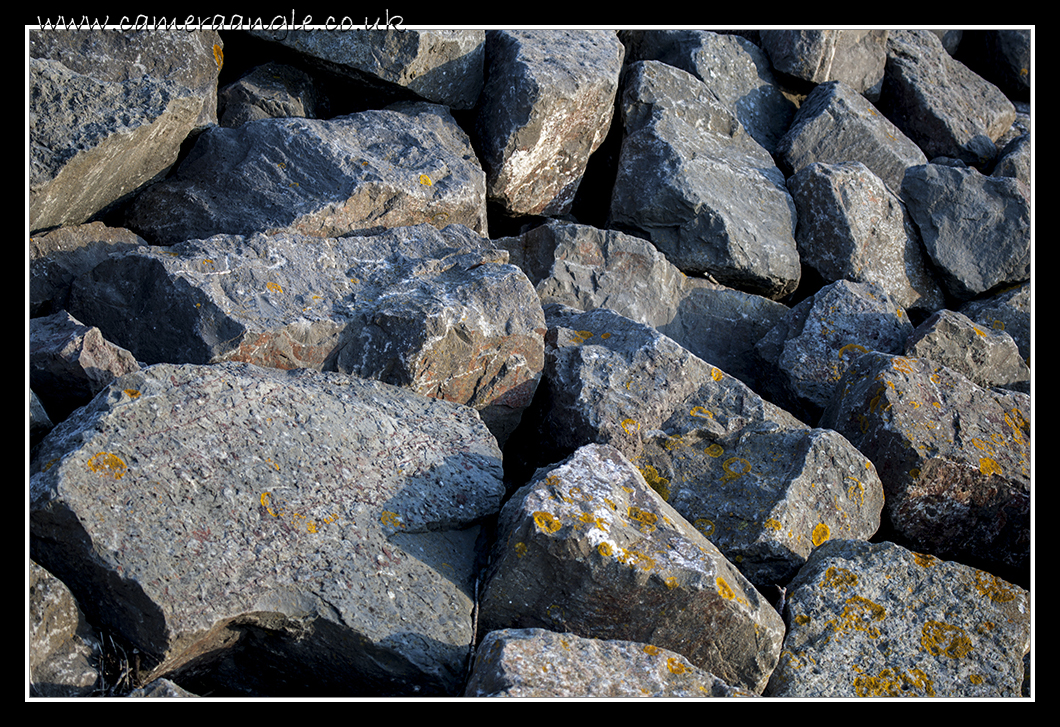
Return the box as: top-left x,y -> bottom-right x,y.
31,390 -> 55,448
638,426 -> 884,589
754,280 -> 914,424
218,62 -> 322,127
513,304 -> 804,475
820,352 -> 1030,583
30,222 -> 149,318
766,540 -> 1030,697
465,628 -> 755,697
29,29 -> 223,232
248,29 -> 485,110
475,30 -> 624,217
879,30 -> 1015,166
609,61 -> 800,299
478,444 -> 785,693
30,362 -> 504,696
30,311 -> 141,423
992,134 -> 1031,188
775,81 -> 928,194
787,161 -> 945,317
760,30 -> 889,99
66,225 -> 543,447
621,30 -> 797,154
30,561 -> 100,697
901,163 -> 1030,302
959,282 -> 1031,362
905,309 -> 1030,393
127,678 -> 199,698
122,102 -> 487,245
495,220 -> 788,390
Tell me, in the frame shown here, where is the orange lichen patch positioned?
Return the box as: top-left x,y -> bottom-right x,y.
213,44 -> 223,69
853,667 -> 935,697
710,367 -> 723,382
764,518 -> 782,531
532,511 -> 562,534
794,614 -> 811,626
664,576 -> 679,590
891,357 -> 915,374
514,541 -> 528,558
690,406 -> 714,419
576,330 -> 594,341
921,620 -> 973,659
811,523 -> 830,547
617,547 -> 655,572
969,674 -> 984,685
380,510 -> 405,529
419,174 -> 432,186
621,418 -> 640,436
833,595 -> 886,638
705,443 -> 723,458
266,281 -> 284,294
628,505 -> 658,533
821,566 -> 858,591
667,657 -> 687,674
912,552 -> 938,568
716,577 -> 735,600
846,477 -> 865,506
721,456 -> 751,482
639,465 -> 670,501
973,571 -> 1018,602
86,452 -> 127,480
123,389 -> 141,399
576,511 -> 608,532
643,644 -> 660,656
979,457 -> 1003,476
693,518 -> 715,537
597,542 -> 613,557
838,343 -> 868,361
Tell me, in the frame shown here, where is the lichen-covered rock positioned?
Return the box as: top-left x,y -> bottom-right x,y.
29,561 -> 100,697
766,540 -> 1030,697
820,353 -> 1030,584
475,30 -> 624,216
30,362 -> 504,696
638,427 -> 884,589
959,282 -> 1031,362
66,225 -> 543,446
466,628 -> 756,697
478,444 -> 785,693
122,103 -> 487,244
609,60 -> 800,299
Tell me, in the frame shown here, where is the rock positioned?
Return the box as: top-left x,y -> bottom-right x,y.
31,391 -> 55,449
465,628 -> 756,697
475,30 -> 624,217
959,282 -> 1031,362
127,678 -> 199,698
122,102 -> 487,245
29,29 -> 223,232
495,219 -> 788,390
992,134 -> 1031,188
477,443 -> 785,693
905,309 -> 1030,393
638,426 -> 884,589
754,280 -> 914,424
66,225 -> 542,447
29,561 -> 100,697
787,161 -> 946,317
879,30 -> 1015,167
29,311 -> 141,423
900,163 -> 1030,302
218,62 -> 322,127
766,540 -> 1029,697
30,222 -> 149,318
621,30 -> 797,154
248,29 -> 485,110
760,30 -> 889,100
609,60 -> 800,299
821,352 -> 1030,584
30,362 -> 504,696
776,80 -> 928,194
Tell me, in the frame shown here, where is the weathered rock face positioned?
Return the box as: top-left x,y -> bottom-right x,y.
66,224 -> 544,447
766,540 -> 1029,697
475,30 -> 625,217
218,62 -> 322,127
29,29 -> 223,232
478,444 -> 785,693
821,353 -> 1030,584
30,362 -> 504,696
29,561 -> 100,697
123,103 -> 488,244
760,30 -> 889,100
609,60 -> 801,299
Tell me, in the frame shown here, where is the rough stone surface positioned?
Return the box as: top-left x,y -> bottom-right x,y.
820,353 -> 1030,585
218,62 -> 322,127
787,161 -> 945,317
760,30 -> 889,99
905,309 -> 1030,393
30,561 -> 100,697
901,163 -> 1030,302
123,103 -> 487,245
465,628 -> 756,697
766,540 -> 1030,698
126,678 -> 200,698
248,29 -> 485,110
879,30 -> 1016,166
475,30 -> 624,216
754,280 -> 914,424
959,282 -> 1031,362
609,60 -> 800,299
66,225 -> 543,446
30,362 -> 504,696
776,80 -> 928,194
29,29 -> 222,232
478,444 -> 785,693
637,426 -> 884,589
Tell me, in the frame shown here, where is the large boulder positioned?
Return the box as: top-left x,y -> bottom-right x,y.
760,30 -> 889,99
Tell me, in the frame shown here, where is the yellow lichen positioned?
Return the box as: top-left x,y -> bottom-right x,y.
705,443 -> 723,457
973,571 -> 1017,602
979,457 -> 1003,476
628,505 -> 658,533
921,620 -> 973,659
693,518 -> 715,537
419,174 -> 432,186
86,452 -> 127,480
213,44 -> 223,69
853,668 -> 935,697
533,511 -> 562,534
821,566 -> 858,591
639,465 -> 670,501
811,522 -> 830,547
380,510 -> 405,529
912,552 -> 938,568
667,658 -> 687,674
716,577 -> 735,600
